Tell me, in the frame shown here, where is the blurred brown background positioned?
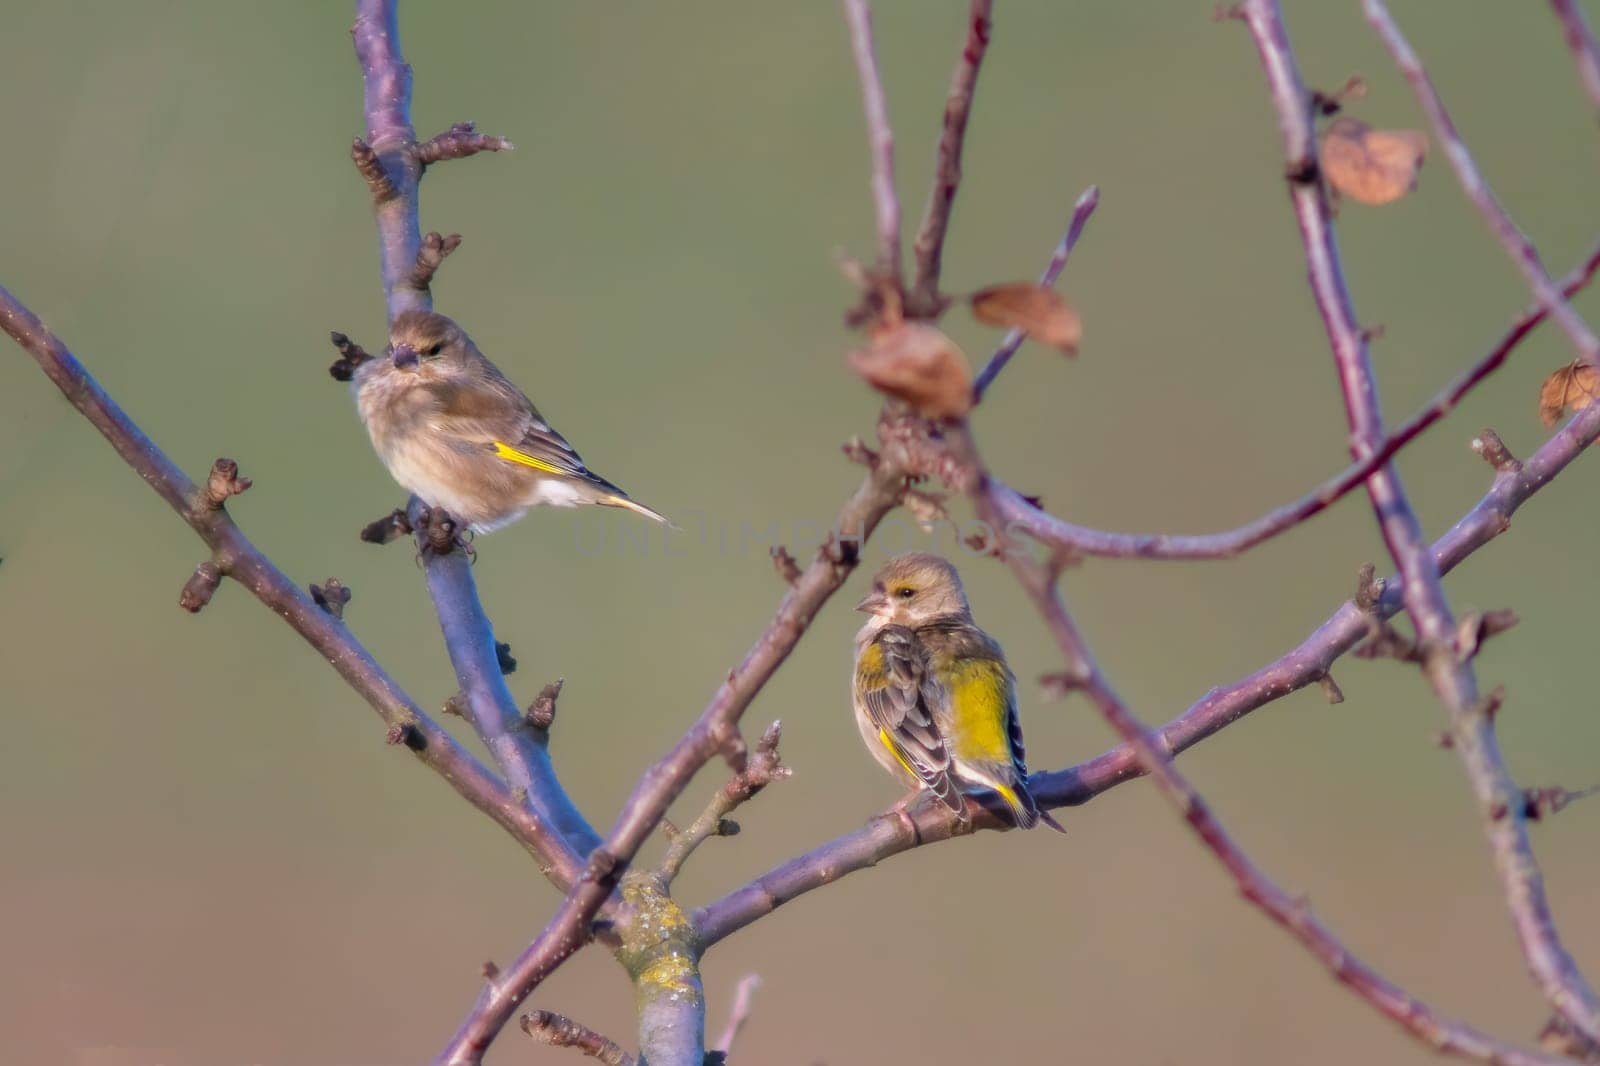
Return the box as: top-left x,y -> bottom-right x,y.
3,2 -> 1599,1063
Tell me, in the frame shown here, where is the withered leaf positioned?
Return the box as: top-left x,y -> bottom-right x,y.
1538,361 -> 1600,430
1321,116 -> 1427,206
848,322 -> 972,420
969,282 -> 1081,355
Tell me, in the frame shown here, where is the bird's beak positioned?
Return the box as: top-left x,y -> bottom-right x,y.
855,590 -> 888,614
389,343 -> 420,372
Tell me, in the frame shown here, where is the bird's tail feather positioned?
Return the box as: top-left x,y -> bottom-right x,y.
600,492 -> 678,529
995,781 -> 1065,834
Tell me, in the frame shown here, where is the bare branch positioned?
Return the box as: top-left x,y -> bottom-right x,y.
1007,555 -> 1568,1066
694,385 -> 1600,954
418,121 -> 514,166
0,282 -> 582,886
1245,0 -> 1600,1042
351,0 -> 602,883
906,0 -> 993,317
1365,0 -> 1600,367
1550,0 -> 1600,121
712,975 -> 763,1060
520,1010 -> 635,1066
437,846 -> 622,1066
436,439 -> 909,1063
971,183 -> 1100,400
989,237 -> 1600,559
351,0 -> 425,319
1524,785 -> 1600,822
656,722 -> 789,891
842,0 -> 903,289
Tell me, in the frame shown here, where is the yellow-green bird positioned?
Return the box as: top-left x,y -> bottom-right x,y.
852,552 -> 1064,831
353,310 -> 670,533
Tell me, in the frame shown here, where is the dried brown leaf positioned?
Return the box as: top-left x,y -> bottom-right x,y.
1538,361 -> 1600,430
1321,117 -> 1427,206
847,323 -> 972,420
969,282 -> 1081,354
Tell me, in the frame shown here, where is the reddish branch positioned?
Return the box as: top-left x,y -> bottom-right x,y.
1245,0 -> 1600,1044
989,237 -> 1600,559
998,532 -> 1570,1066
1364,0 -> 1600,368
520,1010 -> 633,1065
970,183 -> 1100,400
1550,0 -> 1600,121
0,285 -> 583,887
907,0 -> 993,317
842,0 -> 903,288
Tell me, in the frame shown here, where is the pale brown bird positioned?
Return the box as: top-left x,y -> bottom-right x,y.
853,552 -> 1064,831
352,310 -> 670,532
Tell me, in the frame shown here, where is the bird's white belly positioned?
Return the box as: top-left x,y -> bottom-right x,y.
529,478 -> 585,507
380,440 -> 502,524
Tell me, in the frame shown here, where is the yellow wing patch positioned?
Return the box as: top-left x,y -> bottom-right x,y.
492,440 -> 564,476
990,781 -> 1023,812
945,657 -> 1012,764
878,727 -> 920,778
855,642 -> 886,684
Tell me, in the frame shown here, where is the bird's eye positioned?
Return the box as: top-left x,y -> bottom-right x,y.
425,343 -> 443,357
896,586 -> 915,599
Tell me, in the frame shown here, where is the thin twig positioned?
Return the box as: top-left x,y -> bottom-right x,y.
1365,0 -> 1600,367
656,723 -> 788,892
520,1009 -> 635,1065
0,284 -> 582,886
842,0 -> 903,288
907,0 -> 993,317
1244,0 -> 1600,1044
988,236 -> 1600,559
1550,0 -> 1600,122
438,848 -> 622,1066
418,121 -> 515,166
713,975 -> 763,1059
971,184 -> 1099,400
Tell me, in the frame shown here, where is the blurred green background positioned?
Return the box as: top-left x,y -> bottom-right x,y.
3,2 -> 1599,1063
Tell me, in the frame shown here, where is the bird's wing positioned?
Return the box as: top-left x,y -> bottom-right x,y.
855,626 -> 964,815
491,420 -> 612,486
429,372 -> 609,485
937,628 -> 1058,831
